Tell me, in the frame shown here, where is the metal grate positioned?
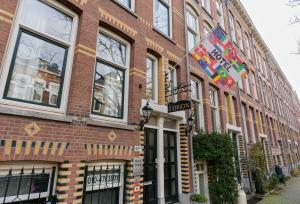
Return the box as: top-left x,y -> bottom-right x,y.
0,166 -> 56,204
82,164 -> 126,204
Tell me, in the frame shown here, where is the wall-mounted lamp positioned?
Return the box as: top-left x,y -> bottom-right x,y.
187,114 -> 194,132
134,101 -> 153,130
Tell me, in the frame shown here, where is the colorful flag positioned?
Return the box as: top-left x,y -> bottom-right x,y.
190,25 -> 249,89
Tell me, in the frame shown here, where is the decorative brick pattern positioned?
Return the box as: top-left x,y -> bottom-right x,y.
179,124 -> 191,193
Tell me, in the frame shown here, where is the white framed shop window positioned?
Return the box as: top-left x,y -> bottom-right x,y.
0,163 -> 57,204
0,0 -> 78,114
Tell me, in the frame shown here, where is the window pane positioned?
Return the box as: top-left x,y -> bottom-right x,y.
5,32 -> 66,107
146,57 -> 154,100
97,33 -> 126,66
188,31 -> 196,51
21,0 -> 73,42
93,62 -> 124,118
154,0 -> 170,36
117,0 -> 131,8
187,12 -> 196,31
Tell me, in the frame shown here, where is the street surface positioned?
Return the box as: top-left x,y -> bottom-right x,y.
258,177 -> 300,204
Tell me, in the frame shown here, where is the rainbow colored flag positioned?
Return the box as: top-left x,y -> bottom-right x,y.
190,26 -> 249,89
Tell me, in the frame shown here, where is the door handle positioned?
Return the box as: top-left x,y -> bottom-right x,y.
144,181 -> 153,186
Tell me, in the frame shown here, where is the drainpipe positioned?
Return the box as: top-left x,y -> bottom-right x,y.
183,0 -> 196,194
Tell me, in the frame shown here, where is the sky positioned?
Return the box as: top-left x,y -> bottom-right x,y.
239,0 -> 300,98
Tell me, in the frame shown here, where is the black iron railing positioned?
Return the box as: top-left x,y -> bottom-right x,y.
82,164 -> 125,204
0,166 -> 56,204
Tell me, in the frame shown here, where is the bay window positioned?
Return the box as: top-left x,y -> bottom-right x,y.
154,0 -> 172,37
187,7 -> 199,50
1,0 -> 77,111
92,30 -> 130,121
209,87 -> 220,132
191,80 -> 205,131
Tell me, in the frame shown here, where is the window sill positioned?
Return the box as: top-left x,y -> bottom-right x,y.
0,106 -> 72,123
153,27 -> 176,45
86,118 -> 135,131
111,0 -> 138,18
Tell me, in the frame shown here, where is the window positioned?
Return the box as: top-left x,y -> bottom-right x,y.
92,30 -> 130,121
249,108 -> 256,143
146,55 -> 158,101
116,0 -> 134,10
195,162 -> 209,199
238,79 -> 243,90
154,0 -> 172,37
202,0 -> 211,14
249,71 -> 258,99
225,94 -> 236,125
204,21 -> 212,36
166,66 -> 177,103
236,22 -> 244,51
209,87 -> 220,132
245,33 -> 251,60
241,104 -> 249,143
245,75 -> 251,95
191,80 -> 205,131
216,0 -> 225,29
1,0 -> 78,111
83,162 -> 125,204
257,52 -> 262,72
0,163 -> 57,203
228,12 -> 236,43
262,58 -> 268,78
187,7 -> 199,50
253,46 -> 259,68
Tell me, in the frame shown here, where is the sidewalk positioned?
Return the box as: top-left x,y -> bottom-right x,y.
258,177 -> 300,204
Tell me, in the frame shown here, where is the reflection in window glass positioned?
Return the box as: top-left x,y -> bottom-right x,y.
93,62 -> 124,118
117,0 -> 132,9
5,32 -> 66,107
146,57 -> 155,101
154,0 -> 170,36
21,0 -> 73,42
97,33 -> 126,66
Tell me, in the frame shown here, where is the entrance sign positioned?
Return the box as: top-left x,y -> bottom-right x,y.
133,157 -> 143,176
168,100 -> 191,113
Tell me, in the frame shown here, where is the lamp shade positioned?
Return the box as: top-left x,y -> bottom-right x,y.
142,101 -> 153,122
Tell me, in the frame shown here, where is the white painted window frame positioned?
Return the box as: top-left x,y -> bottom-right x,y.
153,0 -> 173,38
202,0 -> 211,14
191,80 -> 205,131
216,0 -> 225,30
186,6 -> 199,51
209,87 -> 220,132
146,53 -> 158,103
0,0 -> 78,114
90,28 -> 130,124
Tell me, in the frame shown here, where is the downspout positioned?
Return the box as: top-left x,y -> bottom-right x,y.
183,0 -> 196,194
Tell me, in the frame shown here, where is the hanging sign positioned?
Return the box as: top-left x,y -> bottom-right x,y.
168,100 -> 191,113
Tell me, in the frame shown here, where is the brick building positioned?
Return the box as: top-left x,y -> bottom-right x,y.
187,0 -> 300,196
0,0 -> 299,204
